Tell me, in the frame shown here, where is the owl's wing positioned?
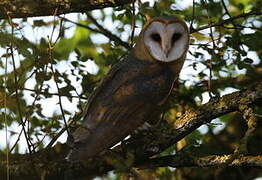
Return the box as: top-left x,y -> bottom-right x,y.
67,56 -> 174,160
82,56 -> 127,118
66,58 -> 125,145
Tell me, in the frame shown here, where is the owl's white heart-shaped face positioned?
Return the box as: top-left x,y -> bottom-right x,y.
144,21 -> 189,62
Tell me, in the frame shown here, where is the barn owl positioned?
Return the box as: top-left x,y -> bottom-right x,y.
67,16 -> 189,161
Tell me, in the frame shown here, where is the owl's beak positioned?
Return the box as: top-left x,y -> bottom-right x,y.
162,38 -> 172,59
163,45 -> 171,59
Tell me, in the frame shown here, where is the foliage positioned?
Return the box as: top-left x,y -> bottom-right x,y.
0,0 -> 261,179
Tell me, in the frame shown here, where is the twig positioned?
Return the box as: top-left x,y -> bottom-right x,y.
191,10 -> 262,33
222,25 -> 262,30
46,117 -> 75,148
221,0 -> 232,19
86,13 -> 131,49
54,15 -> 65,44
48,43 -> 70,136
9,23 -> 33,153
60,16 -> 130,49
50,8 -> 59,43
0,85 -> 88,100
24,69 -> 47,152
190,0 -> 195,31
59,16 -> 104,34
10,47 -> 33,153
130,0 -> 136,47
4,46 -> 10,180
9,128 -> 23,153
46,15 -> 70,138
204,0 -> 215,98
221,0 -> 247,57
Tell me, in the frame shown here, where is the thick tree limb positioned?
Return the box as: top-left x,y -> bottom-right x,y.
122,81 -> 262,158
1,81 -> 262,179
140,154 -> 262,169
0,0 -> 132,19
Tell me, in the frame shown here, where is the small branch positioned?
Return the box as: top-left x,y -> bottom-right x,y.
22,69 -> 47,152
48,42 -> 70,136
50,65 -> 70,135
189,66 -> 262,92
189,0 -> 196,31
46,117 -> 77,148
222,24 -> 262,30
9,128 -> 23,153
9,25 -> 34,153
221,0 -> 232,18
59,16 -> 102,34
86,13 -> 131,49
4,46 -> 10,180
204,0 -> 215,98
191,10 -> 262,33
0,85 -> 88,100
130,0 -> 136,47
60,16 -> 130,49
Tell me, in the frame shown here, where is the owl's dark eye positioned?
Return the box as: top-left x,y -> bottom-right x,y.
151,33 -> 161,42
172,33 -> 182,43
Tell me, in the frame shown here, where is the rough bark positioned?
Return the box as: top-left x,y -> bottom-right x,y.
1,81 -> 261,179
139,154 -> 262,169
0,0 -> 132,19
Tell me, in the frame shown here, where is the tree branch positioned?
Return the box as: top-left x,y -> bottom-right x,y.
60,16 -> 131,49
1,81 -> 261,179
191,10 -> 262,33
0,0 -> 132,19
0,85 -> 88,99
122,81 -> 262,158
86,13 -> 131,49
140,154 -> 262,169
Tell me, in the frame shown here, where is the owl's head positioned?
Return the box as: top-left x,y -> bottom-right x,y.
133,16 -> 189,63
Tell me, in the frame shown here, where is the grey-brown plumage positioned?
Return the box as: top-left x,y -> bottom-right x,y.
67,16 -> 189,161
